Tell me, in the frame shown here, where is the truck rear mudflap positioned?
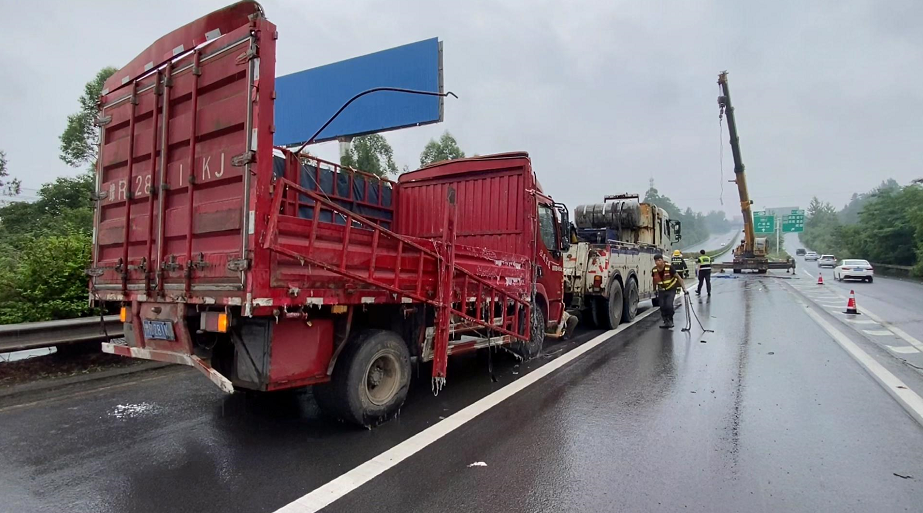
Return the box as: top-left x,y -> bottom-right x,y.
101,342 -> 234,393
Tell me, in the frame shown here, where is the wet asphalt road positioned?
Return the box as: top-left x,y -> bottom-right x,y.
682,228 -> 740,254
787,232 -> 923,344
3,275 -> 923,512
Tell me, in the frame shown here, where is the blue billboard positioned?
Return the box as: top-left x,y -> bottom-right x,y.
274,38 -> 443,146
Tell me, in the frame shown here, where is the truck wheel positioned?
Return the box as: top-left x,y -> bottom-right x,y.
622,278 -> 639,323
600,280 -> 624,330
319,330 -> 411,427
515,305 -> 545,359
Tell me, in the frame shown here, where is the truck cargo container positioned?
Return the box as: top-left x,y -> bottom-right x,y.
90,1 -> 570,425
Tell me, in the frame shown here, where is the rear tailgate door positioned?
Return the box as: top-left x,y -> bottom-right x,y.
92,15 -> 262,297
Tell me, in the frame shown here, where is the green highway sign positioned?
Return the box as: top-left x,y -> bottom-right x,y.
753,211 -> 775,234
782,209 -> 805,233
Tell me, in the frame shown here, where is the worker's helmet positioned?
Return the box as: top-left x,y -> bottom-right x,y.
672,250 -> 681,256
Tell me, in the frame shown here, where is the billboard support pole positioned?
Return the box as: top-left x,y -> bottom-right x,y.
337,137 -> 353,160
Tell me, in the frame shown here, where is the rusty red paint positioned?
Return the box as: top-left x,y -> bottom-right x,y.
268,318 -> 334,388
95,4 -> 566,393
432,188 -> 456,380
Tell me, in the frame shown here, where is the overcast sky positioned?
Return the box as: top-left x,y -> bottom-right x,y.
2,0 -> 921,215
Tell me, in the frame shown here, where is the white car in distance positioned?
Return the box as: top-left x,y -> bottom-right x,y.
834,259 -> 874,283
818,254 -> 837,268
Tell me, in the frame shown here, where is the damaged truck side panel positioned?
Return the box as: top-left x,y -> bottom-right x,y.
93,1 -> 569,427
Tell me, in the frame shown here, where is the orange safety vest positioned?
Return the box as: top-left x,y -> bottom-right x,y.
653,263 -> 678,290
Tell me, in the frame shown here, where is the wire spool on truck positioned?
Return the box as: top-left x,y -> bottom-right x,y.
87,2 -> 572,426
563,194 -> 681,328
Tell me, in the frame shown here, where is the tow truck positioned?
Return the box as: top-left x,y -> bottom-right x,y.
563,194 -> 681,327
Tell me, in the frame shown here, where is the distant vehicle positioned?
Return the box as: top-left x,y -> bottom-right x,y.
834,259 -> 874,283
804,251 -> 819,261
795,248 -> 806,256
818,255 -> 837,268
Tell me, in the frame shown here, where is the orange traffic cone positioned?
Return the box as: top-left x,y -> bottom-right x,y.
844,290 -> 860,315
817,273 -> 824,285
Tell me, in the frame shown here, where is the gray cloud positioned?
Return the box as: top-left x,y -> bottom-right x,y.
2,0 -> 921,215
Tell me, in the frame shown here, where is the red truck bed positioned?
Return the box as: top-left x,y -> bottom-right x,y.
95,2 -> 566,425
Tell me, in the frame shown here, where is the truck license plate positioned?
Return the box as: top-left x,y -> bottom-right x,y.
142,320 -> 176,341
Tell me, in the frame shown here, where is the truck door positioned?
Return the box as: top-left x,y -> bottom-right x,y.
536,200 -> 565,325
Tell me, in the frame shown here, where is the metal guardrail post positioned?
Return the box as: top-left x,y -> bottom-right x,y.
0,316 -> 123,353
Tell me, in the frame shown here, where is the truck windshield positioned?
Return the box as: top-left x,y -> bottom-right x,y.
538,204 -> 557,251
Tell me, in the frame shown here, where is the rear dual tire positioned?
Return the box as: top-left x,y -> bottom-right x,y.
313,330 -> 411,427
594,280 -> 625,330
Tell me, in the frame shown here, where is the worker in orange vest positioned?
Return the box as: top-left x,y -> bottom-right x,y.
653,254 -> 688,329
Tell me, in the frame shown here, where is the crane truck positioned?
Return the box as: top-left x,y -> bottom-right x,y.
715,71 -> 795,274
563,194 -> 681,328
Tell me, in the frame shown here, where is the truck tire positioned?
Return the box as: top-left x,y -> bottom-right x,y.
515,304 -> 545,359
317,329 -> 411,427
600,280 -> 624,330
622,277 -> 639,323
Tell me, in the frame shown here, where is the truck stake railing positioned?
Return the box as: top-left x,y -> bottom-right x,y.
263,177 -> 532,382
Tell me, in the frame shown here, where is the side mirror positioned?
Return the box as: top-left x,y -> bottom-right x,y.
671,220 -> 682,242
555,203 -> 571,252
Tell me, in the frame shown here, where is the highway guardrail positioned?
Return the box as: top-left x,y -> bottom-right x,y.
705,237 -> 737,259
870,262 -> 916,279
0,316 -> 123,353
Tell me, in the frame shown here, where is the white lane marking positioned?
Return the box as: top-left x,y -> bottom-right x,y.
887,345 -> 921,355
863,329 -> 894,336
846,319 -> 880,325
856,308 -> 923,354
800,301 -> 923,427
275,283 -> 697,512
792,278 -> 923,353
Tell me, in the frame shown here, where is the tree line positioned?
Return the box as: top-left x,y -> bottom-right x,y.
800,179 -> 923,277
644,184 -> 734,249
339,130 -> 466,177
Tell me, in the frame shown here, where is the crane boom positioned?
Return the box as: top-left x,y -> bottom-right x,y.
717,71 -> 756,256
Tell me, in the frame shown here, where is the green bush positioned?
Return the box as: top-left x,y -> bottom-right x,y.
0,231 -> 92,324
0,172 -> 96,324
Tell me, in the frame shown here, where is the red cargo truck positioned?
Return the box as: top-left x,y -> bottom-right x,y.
91,2 -> 572,425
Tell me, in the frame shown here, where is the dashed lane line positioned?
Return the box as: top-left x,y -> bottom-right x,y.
798,269 -> 923,353
864,329 -> 896,336
799,299 -> 923,428
857,309 -> 923,354
887,345 -> 921,355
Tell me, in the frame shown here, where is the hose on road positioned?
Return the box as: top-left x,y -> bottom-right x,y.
681,293 -> 714,334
